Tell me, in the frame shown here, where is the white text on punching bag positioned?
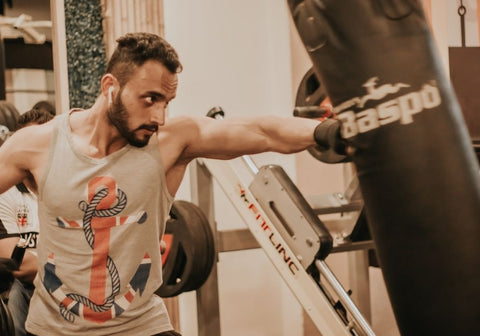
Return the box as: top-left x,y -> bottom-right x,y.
338,81 -> 441,138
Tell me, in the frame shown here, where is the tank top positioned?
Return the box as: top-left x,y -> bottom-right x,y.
26,111 -> 174,336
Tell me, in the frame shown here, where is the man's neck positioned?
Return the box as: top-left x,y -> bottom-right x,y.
68,104 -> 128,158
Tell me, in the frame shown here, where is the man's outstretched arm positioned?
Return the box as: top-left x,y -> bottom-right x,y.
165,114 -> 341,162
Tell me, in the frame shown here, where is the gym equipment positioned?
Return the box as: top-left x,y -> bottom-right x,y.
201,107 -> 375,336
156,200 -> 216,298
294,68 -> 351,164
449,3 -> 480,162
0,16 -> 53,102
0,14 -> 51,44
288,1 -> 480,335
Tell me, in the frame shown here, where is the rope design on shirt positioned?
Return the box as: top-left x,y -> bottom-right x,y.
59,187 -> 125,321
45,177 -> 151,324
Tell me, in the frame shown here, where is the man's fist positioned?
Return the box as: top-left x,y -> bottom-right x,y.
313,119 -> 346,155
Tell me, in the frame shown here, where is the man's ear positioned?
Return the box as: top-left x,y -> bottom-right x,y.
101,74 -> 117,105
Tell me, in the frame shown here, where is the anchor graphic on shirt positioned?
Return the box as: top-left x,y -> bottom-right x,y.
43,176 -> 150,323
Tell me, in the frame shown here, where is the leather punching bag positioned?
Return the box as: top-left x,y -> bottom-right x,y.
288,1 -> 480,335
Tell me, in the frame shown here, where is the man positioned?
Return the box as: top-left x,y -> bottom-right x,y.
0,33 -> 344,336
0,109 -> 54,336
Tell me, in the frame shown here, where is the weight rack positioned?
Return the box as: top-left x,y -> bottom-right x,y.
188,152 -> 376,336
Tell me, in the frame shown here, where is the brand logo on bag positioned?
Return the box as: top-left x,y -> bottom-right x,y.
335,77 -> 442,138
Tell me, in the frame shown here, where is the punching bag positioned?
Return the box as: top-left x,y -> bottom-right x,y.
287,1 -> 480,335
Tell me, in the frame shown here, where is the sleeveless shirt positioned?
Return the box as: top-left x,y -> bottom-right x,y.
26,111 -> 174,336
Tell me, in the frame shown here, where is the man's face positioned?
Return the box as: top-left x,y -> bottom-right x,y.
107,89 -> 157,147
107,60 -> 178,147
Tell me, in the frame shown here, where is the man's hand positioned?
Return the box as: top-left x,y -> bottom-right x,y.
313,119 -> 346,155
310,119 -> 352,163
0,258 -> 16,293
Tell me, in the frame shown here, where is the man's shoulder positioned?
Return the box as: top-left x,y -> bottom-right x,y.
2,118 -> 56,178
10,118 -> 55,148
157,115 -> 196,149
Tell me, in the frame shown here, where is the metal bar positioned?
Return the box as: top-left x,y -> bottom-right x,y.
189,160 -> 221,336
241,155 -> 259,175
306,194 -> 363,215
348,250 -> 372,322
217,228 -> 375,254
458,3 -> 466,47
217,229 -> 260,252
5,89 -> 55,94
315,260 -> 375,335
202,158 -> 357,336
330,240 -> 375,253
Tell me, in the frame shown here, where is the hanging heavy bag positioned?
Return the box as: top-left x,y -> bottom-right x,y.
287,1 -> 480,335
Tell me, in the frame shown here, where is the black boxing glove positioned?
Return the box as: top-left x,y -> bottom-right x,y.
0,258 -> 16,293
313,119 -> 347,155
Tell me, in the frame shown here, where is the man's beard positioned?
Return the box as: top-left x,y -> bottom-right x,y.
107,91 -> 158,148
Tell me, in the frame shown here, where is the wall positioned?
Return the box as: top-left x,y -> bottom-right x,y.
163,1 -> 302,335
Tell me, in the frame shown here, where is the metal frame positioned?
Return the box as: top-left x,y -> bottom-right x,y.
190,155 -> 376,336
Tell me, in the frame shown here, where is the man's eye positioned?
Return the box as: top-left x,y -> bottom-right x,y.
145,96 -> 155,104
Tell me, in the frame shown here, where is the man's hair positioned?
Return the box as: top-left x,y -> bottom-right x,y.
16,108 -> 54,131
106,33 -> 183,86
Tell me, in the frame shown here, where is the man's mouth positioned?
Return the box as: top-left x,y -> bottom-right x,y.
140,125 -> 159,133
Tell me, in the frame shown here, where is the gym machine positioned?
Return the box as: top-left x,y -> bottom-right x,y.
188,107 -> 376,336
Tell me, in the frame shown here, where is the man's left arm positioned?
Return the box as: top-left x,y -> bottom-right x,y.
159,115 -> 345,197
179,115 -> 323,160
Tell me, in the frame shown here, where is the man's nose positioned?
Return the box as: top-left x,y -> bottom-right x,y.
151,106 -> 165,125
